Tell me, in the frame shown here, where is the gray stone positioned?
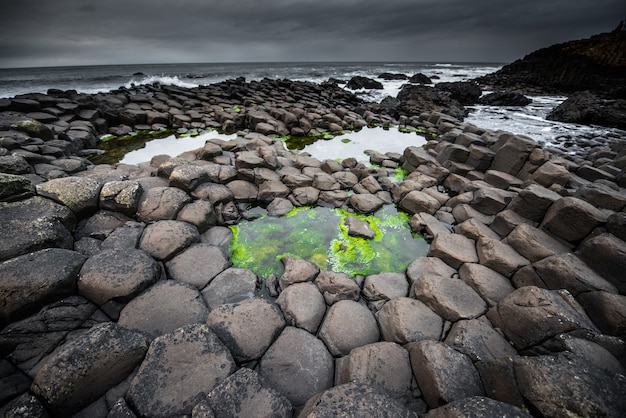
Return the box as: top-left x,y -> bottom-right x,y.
318,300 -> 380,356
206,297 -> 285,362
407,340 -> 484,409
344,216 -> 376,239
139,220 -> 200,261
137,186 -> 191,222
507,183 -> 562,223
362,272 -> 409,309
506,223 -> 571,262
169,164 -> 211,192
0,155 -> 34,174
0,393 -> 50,418
227,179 -> 258,202
483,169 -> 524,190
74,210 -> 130,240
376,297 -> 443,344
36,176 -> 101,218
399,190 -> 441,215
427,233 -> 478,269
409,213 -> 451,238
412,274 -> 488,321
201,268 -> 258,310
444,319 -> 517,362
532,252 -> 618,296
0,248 -> 86,326
540,196 -> 606,243
259,326 -> 334,407
470,186 -> 516,215
78,248 -> 159,318
276,282 -> 326,333
487,286 -> 598,350
289,186 -> 319,206
336,342 -> 412,399
0,196 -> 75,262
425,396 -> 532,418
278,256 -> 320,290
166,244 -> 230,289
406,256 -> 457,284
490,209 -> 534,237
0,173 -> 35,201
31,323 -> 148,416
532,160 -> 571,187
512,353 -> 626,418
266,197 -> 294,216
206,368 -> 292,418
454,218 -> 501,242
489,135 -> 536,176
192,182 -> 234,205
176,199 -> 217,232
299,381 -> 418,418
126,324 -> 236,418
476,237 -> 530,278
314,270 -> 360,305
458,263 -> 515,307
576,233 -> 626,294
101,222 -> 144,251
574,182 -> 626,211
577,291 -> 626,338
258,180 -> 290,202
118,280 -> 209,339
99,180 -> 143,216
349,193 -> 384,214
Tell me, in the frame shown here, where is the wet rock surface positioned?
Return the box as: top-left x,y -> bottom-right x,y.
0,77 -> 625,417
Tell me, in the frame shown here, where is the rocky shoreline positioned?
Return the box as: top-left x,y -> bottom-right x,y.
1,77 -> 626,417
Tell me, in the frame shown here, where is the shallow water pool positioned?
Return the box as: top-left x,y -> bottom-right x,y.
229,205 -> 429,279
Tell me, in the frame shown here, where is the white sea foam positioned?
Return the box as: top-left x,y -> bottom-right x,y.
124,75 -> 199,89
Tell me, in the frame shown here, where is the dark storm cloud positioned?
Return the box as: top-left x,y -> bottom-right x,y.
0,0 -> 623,67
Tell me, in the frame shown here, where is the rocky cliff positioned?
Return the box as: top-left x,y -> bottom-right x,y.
477,31 -> 626,98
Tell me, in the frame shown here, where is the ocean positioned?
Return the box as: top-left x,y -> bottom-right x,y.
0,62 -> 621,156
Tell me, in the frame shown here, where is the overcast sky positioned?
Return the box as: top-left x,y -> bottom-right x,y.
0,0 -> 623,68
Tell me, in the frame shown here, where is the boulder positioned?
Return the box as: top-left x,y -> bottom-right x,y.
436,81 -> 482,105
576,233 -> 626,294
574,182 -> 626,211
206,297 -> 285,362
406,340 -> 484,409
74,209 -> 130,240
531,160 -> 571,187
100,222 -> 144,251
99,180 -> 143,216
470,186 -> 516,215
512,353 -> 626,417
506,223 -> 571,262
206,368 -> 292,418
506,183 -> 561,223
0,196 -> 75,262
577,291 -> 626,338
344,216 -> 376,239
478,91 -> 532,106
412,274 -> 488,321
31,323 -> 148,416
454,218 -> 501,242
362,272 -> 409,309
314,270 -> 361,305
168,163 -> 211,192
425,396 -> 532,418
427,233 -> 478,269
0,155 -> 34,175
406,256 -> 457,284
36,176 -> 101,218
335,342 -> 412,399
541,196 -> 607,243
0,248 -> 86,326
126,324 -> 236,418
279,256 -> 320,290
77,248 -> 160,318
444,319 -> 517,363
276,282 -> 326,333
201,267 -> 258,310
376,297 -> 443,344
118,280 -> 209,339
349,193 -> 384,214
532,252 -> 618,296
489,135 -> 536,176
346,76 -> 384,89
487,286 -> 598,350
139,220 -> 200,261
137,186 -> 191,222
476,237 -> 530,278
0,173 -> 36,201
318,300 -> 380,356
266,197 -> 294,216
165,243 -> 230,289
290,186 -> 319,206
458,263 -> 515,307
399,190 -> 442,215
259,326 -> 334,407
547,91 -> 626,130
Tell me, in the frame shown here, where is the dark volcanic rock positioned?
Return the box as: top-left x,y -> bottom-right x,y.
346,76 -> 384,90
435,81 -> 482,105
478,91 -> 532,106
477,31 -> 626,97
396,85 -> 466,120
547,91 -> 626,130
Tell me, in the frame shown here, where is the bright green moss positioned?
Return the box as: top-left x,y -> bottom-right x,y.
228,205 -> 429,279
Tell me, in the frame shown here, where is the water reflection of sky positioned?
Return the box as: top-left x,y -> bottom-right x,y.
120,131 -> 237,164
120,126 -> 427,165
297,127 -> 427,162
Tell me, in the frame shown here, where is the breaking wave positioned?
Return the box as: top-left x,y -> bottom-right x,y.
124,75 -> 199,89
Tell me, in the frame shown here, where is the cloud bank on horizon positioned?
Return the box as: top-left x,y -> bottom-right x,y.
0,0 -> 623,68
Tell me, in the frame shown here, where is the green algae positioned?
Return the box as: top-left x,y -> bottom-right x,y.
229,205 -> 429,279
